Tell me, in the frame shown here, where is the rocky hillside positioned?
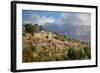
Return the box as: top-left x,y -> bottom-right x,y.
22,24 -> 91,63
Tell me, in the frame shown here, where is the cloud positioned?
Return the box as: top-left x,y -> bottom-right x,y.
55,12 -> 91,26
23,13 -> 55,25
75,13 -> 91,25
55,13 -> 70,25
35,15 -> 55,25
23,11 -> 91,26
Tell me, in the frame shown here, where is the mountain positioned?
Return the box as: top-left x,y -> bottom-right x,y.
43,23 -> 90,42
23,30 -> 91,62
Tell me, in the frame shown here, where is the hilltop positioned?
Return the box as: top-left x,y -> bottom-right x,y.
22,24 -> 91,62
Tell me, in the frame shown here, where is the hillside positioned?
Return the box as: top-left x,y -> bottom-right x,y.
22,24 -> 91,63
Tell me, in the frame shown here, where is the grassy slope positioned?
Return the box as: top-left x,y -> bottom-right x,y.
22,31 -> 90,62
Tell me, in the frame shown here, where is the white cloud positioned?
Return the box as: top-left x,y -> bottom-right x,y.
36,16 -> 55,25
23,11 -> 91,26
55,13 -> 70,25
56,12 -> 91,26
76,13 -> 91,25
23,14 -> 55,25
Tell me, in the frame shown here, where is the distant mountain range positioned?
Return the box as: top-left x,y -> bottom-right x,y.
43,23 -> 91,42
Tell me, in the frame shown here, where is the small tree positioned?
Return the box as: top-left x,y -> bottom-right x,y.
22,26 -> 26,36
23,24 -> 45,34
67,48 -> 78,60
83,46 -> 91,59
22,47 -> 34,62
30,45 -> 37,52
39,25 -> 44,31
24,24 -> 34,33
77,48 -> 87,59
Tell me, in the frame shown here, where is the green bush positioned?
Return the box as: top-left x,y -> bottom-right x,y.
30,45 -> 37,52
22,47 -> 34,62
67,48 -> 78,60
63,35 -> 71,40
77,48 -> 87,59
67,47 -> 90,60
24,24 -> 34,33
83,46 -> 91,59
23,24 -> 44,34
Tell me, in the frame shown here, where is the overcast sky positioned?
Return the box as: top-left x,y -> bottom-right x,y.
22,10 -> 91,26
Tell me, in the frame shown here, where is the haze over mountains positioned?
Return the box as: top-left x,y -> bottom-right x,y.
43,23 -> 90,42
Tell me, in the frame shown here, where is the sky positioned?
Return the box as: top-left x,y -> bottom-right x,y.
22,10 -> 91,26
22,10 -> 91,41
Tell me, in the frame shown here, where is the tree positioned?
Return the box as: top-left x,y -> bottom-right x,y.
33,24 -> 39,32
83,46 -> 91,59
24,24 -> 34,33
22,26 -> 26,36
33,24 -> 44,32
67,48 -> 78,60
23,47 -> 34,62
23,24 -> 45,34
77,48 -> 87,59
63,35 -> 71,41
39,25 -> 44,31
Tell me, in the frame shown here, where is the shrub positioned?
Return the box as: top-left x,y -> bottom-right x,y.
30,45 -> 37,52
46,35 -> 49,38
54,35 -> 59,39
83,46 -> 91,59
24,24 -> 34,33
77,48 -> 87,59
67,48 -> 78,60
63,35 -> 71,41
23,24 -> 44,34
22,47 -> 34,62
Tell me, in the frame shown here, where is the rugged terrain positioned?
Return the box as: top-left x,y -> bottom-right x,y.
22,25 -> 91,63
